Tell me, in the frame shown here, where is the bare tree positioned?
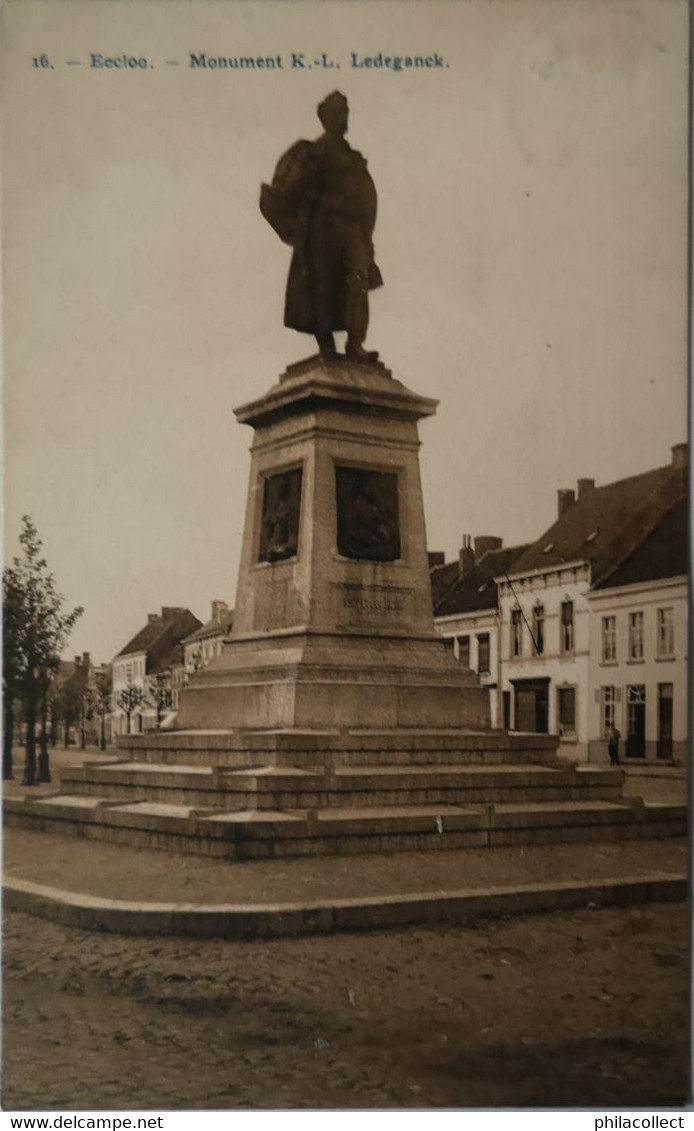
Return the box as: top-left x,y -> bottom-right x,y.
116,683 -> 142,736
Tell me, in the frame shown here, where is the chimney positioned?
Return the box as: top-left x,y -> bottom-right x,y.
576,478 -> 595,499
458,534 -> 475,578
474,536 -> 503,559
427,552 -> 445,569
74,655 -> 81,667
557,488 -> 575,518
82,652 -> 91,674
211,599 -> 229,621
671,442 -> 688,470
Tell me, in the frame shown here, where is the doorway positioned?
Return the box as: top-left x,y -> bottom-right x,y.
626,685 -> 646,758
512,678 -> 549,733
657,683 -> 673,760
502,691 -> 511,731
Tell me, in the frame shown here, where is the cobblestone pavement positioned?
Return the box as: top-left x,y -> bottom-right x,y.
3,903 -> 689,1110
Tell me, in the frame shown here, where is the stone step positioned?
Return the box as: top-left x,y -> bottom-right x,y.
487,800 -> 688,847
127,746 -> 564,769
5,794 -> 686,861
118,728 -> 559,753
57,760 -> 625,809
115,729 -> 562,769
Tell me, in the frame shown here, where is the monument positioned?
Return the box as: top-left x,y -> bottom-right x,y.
9,95 -> 679,862
177,92 -> 489,733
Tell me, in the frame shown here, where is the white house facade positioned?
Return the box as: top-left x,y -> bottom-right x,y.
588,574 -> 688,763
111,650 -> 148,736
493,446 -> 688,764
497,561 -> 590,759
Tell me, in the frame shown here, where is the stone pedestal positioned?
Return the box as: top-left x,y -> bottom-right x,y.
177,355 -> 490,732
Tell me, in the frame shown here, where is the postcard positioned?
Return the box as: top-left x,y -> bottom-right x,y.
2,0 -> 689,1115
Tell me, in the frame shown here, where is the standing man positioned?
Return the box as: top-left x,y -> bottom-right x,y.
260,91 -> 383,361
607,722 -> 621,766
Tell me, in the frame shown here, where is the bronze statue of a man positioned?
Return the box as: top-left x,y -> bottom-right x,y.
260,91 -> 382,362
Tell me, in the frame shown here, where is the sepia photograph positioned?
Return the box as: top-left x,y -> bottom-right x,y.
2,0 -> 690,1114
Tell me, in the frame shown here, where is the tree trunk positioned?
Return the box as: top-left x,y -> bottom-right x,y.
37,685 -> 51,783
100,711 -> 106,751
3,695 -> 15,780
23,691 -> 37,786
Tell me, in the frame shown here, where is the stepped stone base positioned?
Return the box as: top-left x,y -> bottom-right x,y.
177,633 -> 490,731
4,728 -> 687,861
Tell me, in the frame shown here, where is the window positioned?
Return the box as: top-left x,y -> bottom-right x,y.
601,685 -> 616,737
558,686 -> 576,737
628,611 -> 644,660
657,607 -> 674,658
532,605 -> 544,655
126,662 -> 133,680
477,633 -> 490,674
511,609 -> 522,657
601,615 -> 616,663
456,635 -> 471,667
560,601 -> 574,653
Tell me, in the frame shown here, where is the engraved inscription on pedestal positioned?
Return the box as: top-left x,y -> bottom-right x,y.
340,584 -> 403,613
332,582 -> 416,628
335,466 -> 401,562
258,467 -> 303,563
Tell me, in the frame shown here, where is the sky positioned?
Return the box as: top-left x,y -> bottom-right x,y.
3,0 -> 689,664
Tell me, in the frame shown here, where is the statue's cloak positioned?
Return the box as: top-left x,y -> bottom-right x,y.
260,138 -> 383,335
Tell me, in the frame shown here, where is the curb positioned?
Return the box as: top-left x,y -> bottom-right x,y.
3,872 -> 688,940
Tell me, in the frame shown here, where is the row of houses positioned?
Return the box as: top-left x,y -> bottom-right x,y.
109,600 -> 234,736
431,444 -> 688,763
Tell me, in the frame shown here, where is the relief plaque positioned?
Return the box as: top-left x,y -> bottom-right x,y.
335,466 -> 401,562
258,467 -> 303,563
